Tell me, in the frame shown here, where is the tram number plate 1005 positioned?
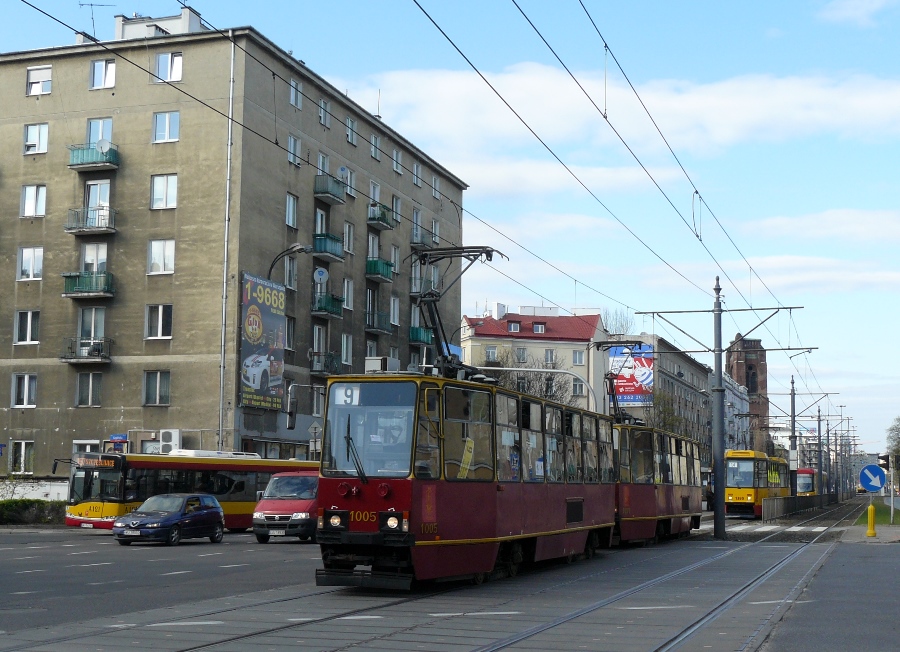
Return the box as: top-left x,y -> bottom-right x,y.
335,385 -> 360,406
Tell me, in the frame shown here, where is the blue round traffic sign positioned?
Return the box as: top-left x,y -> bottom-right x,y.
860,464 -> 887,492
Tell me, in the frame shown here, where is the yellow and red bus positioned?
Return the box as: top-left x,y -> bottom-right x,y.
724,450 -> 789,518
60,451 -> 317,530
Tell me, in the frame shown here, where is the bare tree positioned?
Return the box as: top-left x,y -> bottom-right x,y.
480,349 -> 575,406
643,389 -> 684,433
887,416 -> 900,455
601,307 -> 635,336
0,475 -> 33,500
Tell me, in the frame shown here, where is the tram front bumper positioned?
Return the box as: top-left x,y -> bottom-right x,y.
315,568 -> 412,590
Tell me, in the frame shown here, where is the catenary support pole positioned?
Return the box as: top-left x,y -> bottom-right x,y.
713,278 -> 726,540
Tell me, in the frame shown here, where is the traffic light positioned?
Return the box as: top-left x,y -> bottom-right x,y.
286,383 -> 299,430
878,454 -> 890,470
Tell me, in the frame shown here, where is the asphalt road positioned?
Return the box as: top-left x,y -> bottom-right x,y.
0,527 -> 322,634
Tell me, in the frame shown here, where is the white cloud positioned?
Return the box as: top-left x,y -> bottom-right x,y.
749,209 -> 900,242
818,0 -> 899,27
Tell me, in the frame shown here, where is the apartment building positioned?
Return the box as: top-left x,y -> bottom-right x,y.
0,7 -> 465,477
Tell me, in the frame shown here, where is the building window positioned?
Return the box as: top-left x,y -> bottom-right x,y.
431,219 -> 440,244
413,162 -> 421,186
317,152 -> 329,175
517,378 -> 527,393
312,386 -> 324,417
366,340 -> 378,357
343,222 -> 354,253
515,347 -> 527,363
410,306 -> 420,328
144,371 -> 171,405
534,323 -> 545,334
285,256 -> 297,290
485,346 -> 498,362
391,245 -> 400,276
152,111 -> 180,142
24,123 -> 48,154
154,52 -> 182,82
289,78 -> 302,108
508,322 -> 520,333
390,295 -> 400,325
346,116 -> 357,145
77,372 -> 102,407
318,99 -> 331,127
341,334 -> 353,365
573,379 -> 585,396
390,346 -> 399,360
15,311 -> 40,344
346,168 -> 356,197
545,349 -> 556,364
148,239 -> 175,274
343,278 -> 354,310
370,134 -> 381,160
285,192 -> 298,228
285,316 -> 296,351
391,196 -> 402,225
13,373 -> 37,408
21,185 -> 47,218
17,246 -> 43,280
573,349 -> 585,366
11,441 -> 34,474
90,59 -> 116,89
410,351 -> 421,370
146,304 -> 173,339
26,66 -> 51,95
392,149 -> 403,173
150,174 -> 177,209
432,175 -> 440,199
287,135 -> 301,165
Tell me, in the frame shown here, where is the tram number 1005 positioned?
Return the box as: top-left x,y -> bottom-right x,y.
421,522 -> 438,535
349,510 -> 377,523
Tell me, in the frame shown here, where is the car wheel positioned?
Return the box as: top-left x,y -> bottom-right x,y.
117,539 -> 131,546
210,523 -> 224,543
166,525 -> 182,546
256,534 -> 270,544
260,371 -> 269,389
298,535 -> 309,542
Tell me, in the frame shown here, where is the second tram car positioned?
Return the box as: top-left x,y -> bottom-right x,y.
796,467 -> 826,496
724,450 -> 789,517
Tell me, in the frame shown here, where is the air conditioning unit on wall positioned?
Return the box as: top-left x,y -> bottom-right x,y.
159,429 -> 181,454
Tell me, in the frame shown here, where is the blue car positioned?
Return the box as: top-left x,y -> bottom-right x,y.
112,493 -> 225,546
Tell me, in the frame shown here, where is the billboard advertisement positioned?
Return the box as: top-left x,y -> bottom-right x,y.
240,272 -> 286,410
609,344 -> 654,406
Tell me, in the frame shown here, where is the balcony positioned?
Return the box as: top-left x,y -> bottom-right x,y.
365,311 -> 394,336
310,292 -> 344,319
67,143 -> 120,171
312,232 -> 345,262
367,202 -> 394,230
65,207 -> 117,234
61,271 -> 115,298
60,337 -> 112,364
410,228 -> 433,250
313,174 -> 346,205
409,326 -> 434,345
365,257 -> 394,283
310,351 -> 342,376
410,276 -> 439,297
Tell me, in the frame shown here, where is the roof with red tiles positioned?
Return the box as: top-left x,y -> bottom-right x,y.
464,313 -> 602,342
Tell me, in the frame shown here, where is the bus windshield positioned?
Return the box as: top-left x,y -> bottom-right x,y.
797,474 -> 814,494
70,467 -> 123,503
322,381 -> 417,479
726,459 -> 755,488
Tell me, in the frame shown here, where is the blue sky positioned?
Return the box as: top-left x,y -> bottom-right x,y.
8,0 -> 900,454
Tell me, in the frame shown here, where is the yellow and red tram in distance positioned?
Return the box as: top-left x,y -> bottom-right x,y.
724,449 -> 789,518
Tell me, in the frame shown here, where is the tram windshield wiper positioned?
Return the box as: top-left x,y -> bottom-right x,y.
345,416 -> 368,484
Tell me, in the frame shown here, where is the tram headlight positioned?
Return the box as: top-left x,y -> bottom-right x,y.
329,514 -> 343,528
386,516 -> 399,529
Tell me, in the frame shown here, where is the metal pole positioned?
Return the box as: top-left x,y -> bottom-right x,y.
790,376 -> 797,496
712,278 -> 726,540
825,418 -> 831,493
817,406 -> 823,505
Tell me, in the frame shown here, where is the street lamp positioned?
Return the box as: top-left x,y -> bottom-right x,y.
267,243 -> 313,280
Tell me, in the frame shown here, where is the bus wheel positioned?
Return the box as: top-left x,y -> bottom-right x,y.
256,534 -> 270,544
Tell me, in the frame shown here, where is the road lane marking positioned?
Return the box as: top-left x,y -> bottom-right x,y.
147,621 -> 224,627
812,526 -> 828,532
786,526 -> 806,531
755,526 -> 779,531
729,526 -> 751,531
338,616 -> 383,620
219,564 -> 249,568
12,556 -> 39,560
617,606 -> 693,610
197,552 -> 223,557
15,570 -> 46,574
11,591 -> 39,595
68,551 -> 97,555
465,612 -> 522,616
161,571 -> 193,576
88,580 -> 125,586
68,562 -> 113,568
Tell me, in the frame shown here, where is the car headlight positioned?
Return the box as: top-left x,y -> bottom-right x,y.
146,523 -> 162,528
253,512 -> 265,519
385,516 -> 399,529
291,512 -> 309,520
114,522 -> 126,528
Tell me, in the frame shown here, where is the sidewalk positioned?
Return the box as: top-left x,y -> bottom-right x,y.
839,523 -> 900,543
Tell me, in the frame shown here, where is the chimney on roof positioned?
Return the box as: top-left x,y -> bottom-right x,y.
494,302 -> 507,319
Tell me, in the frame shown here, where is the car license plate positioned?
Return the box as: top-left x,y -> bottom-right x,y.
123,529 -> 141,536
270,529 -> 286,536
80,523 -> 94,528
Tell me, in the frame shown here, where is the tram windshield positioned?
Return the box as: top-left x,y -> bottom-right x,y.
70,467 -> 123,504
322,381 -> 417,479
726,459 -> 755,488
796,474 -> 814,494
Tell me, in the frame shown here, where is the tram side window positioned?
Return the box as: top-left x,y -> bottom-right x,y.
631,430 -> 654,483
443,387 -> 493,481
678,440 -> 688,485
582,415 -> 599,484
496,393 -> 520,482
521,399 -> 544,482
544,406 -> 564,483
684,442 -> 695,485
598,419 -> 615,483
415,383 -> 441,479
617,428 -> 631,483
564,411 -> 582,483
693,444 -> 701,485
757,460 -> 769,488
655,432 -> 671,484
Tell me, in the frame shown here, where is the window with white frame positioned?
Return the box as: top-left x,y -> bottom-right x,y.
146,304 -> 173,339
82,242 -> 107,273
369,180 -> 380,206
312,385 -> 324,417
392,196 -> 401,224
21,185 -> 46,217
314,208 -> 326,234
285,192 -> 298,228
572,379 -> 585,396
318,99 -> 331,127
431,218 -> 440,244
24,123 -> 48,154
346,168 -> 356,197
285,256 -> 297,290
148,239 -> 175,274
150,174 -> 177,209
287,135 -> 300,165
392,149 -> 403,173
154,52 -> 182,82
90,59 -> 116,89
432,175 -> 440,199
341,333 -> 353,365
343,278 -> 354,310
413,162 -> 421,186
390,346 -> 399,360
390,295 -> 400,325
17,246 -> 43,280
515,347 -> 527,363
573,349 -> 585,365
391,245 -> 400,276
285,316 -> 296,351
410,306 -> 420,328
11,440 -> 34,473
366,340 -> 377,357
410,351 -> 420,370
346,116 -> 357,145
485,346 -> 498,362
152,111 -> 180,142
26,66 -> 51,95
508,322 -> 520,333
545,349 -> 556,364
77,372 -> 102,407
144,370 -> 171,405
13,373 -> 37,408
317,152 -> 329,175
15,311 -> 39,344
343,222 -> 354,253
290,78 -> 302,108
534,323 -> 545,334
370,134 -> 381,160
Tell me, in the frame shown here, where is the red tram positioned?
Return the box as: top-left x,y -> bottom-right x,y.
315,372 -> 702,589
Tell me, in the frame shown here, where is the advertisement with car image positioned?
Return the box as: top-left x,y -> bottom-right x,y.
240,273 -> 286,410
